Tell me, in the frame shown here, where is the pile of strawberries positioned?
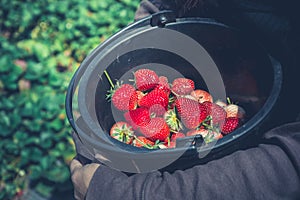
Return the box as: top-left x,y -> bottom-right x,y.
106,68 -> 245,149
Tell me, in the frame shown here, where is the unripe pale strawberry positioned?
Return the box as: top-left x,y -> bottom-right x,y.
190,89 -> 213,103
225,104 -> 246,119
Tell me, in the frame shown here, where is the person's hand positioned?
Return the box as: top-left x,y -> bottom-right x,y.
70,158 -> 100,200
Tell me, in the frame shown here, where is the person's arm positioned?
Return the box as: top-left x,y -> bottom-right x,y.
84,122 -> 300,200
134,0 -> 176,21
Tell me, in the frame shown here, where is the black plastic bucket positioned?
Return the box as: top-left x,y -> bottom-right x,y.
66,11 -> 282,173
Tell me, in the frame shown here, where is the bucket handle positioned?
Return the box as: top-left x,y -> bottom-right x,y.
65,69 -> 78,131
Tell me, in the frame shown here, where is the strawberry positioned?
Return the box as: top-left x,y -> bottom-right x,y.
171,78 -> 195,95
186,129 -> 222,143
134,69 -> 159,91
175,97 -> 208,129
140,117 -> 170,141
148,104 -> 167,117
186,128 -> 209,137
124,112 -> 139,130
128,90 -> 145,110
136,90 -> 145,105
163,109 -> 183,132
225,104 -> 246,119
110,122 -> 134,144
128,90 -> 138,110
215,100 -> 227,109
190,89 -> 213,103
156,76 -> 171,95
170,132 -> 185,141
221,117 -> 239,135
107,83 -> 137,111
139,88 -> 169,116
184,95 -> 197,101
203,101 -> 226,126
163,132 -> 185,148
132,136 -> 155,148
124,107 -> 151,129
205,131 -> 223,143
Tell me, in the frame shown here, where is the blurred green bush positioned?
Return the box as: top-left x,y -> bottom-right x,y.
0,0 -> 140,199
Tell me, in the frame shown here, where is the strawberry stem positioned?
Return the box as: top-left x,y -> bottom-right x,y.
227,97 -> 232,104
166,137 -> 170,147
133,135 -> 154,149
171,90 -> 180,97
104,70 -> 115,89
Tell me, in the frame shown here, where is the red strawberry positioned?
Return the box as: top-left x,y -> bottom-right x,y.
136,90 -> 145,105
149,104 -> 167,117
139,88 -> 169,116
171,78 -> 195,95
156,76 -> 171,95
134,69 -> 159,91
175,97 -> 208,129
124,112 -> 139,130
107,83 -> 137,111
190,89 -> 213,103
128,91 -> 138,110
110,122 -> 134,144
133,136 -> 155,148
221,117 -> 239,135
124,107 -> 151,129
203,101 -> 226,126
140,117 -> 170,141
128,90 -> 145,110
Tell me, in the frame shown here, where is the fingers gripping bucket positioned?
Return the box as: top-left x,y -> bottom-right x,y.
66,11 -> 282,173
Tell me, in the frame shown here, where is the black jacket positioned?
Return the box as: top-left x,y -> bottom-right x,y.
85,122 -> 300,199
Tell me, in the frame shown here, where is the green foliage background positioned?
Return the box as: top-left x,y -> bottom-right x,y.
0,0 -> 140,199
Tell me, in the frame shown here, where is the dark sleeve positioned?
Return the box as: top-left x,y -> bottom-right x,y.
86,122 -> 300,200
134,0 -> 176,21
